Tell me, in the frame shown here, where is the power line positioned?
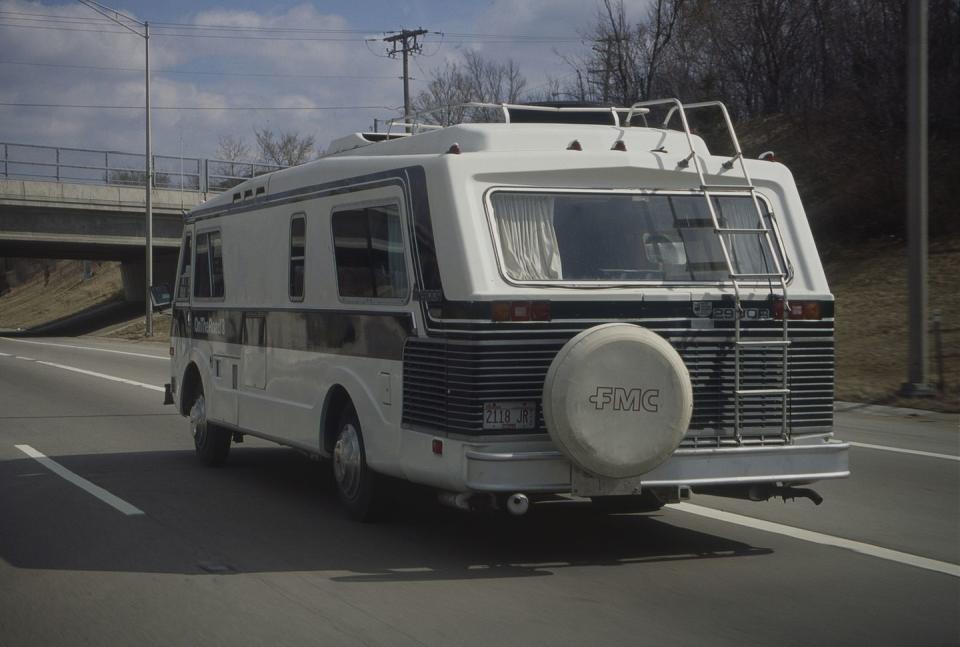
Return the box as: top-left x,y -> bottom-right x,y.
0,102 -> 399,111
0,19 -> 582,43
0,59 -> 395,79
0,11 -> 582,40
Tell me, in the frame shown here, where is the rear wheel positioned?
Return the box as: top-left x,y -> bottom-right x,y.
190,385 -> 231,466
333,405 -> 381,521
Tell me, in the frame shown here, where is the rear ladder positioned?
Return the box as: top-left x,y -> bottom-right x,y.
628,99 -> 792,443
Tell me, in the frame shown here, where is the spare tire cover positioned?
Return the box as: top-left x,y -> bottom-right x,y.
543,323 -> 693,478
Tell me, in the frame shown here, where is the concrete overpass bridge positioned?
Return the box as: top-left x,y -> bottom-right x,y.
0,142 -> 280,300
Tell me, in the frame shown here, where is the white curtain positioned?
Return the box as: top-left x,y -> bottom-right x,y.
716,197 -> 771,275
492,194 -> 563,280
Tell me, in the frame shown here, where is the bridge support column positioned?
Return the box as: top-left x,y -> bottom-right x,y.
121,257 -> 178,304
121,261 -> 146,303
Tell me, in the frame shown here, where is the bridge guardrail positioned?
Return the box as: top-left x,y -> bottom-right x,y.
0,142 -> 284,193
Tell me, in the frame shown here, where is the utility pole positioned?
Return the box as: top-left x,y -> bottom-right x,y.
77,0 -> 153,336
383,28 -> 429,125
901,0 -> 933,397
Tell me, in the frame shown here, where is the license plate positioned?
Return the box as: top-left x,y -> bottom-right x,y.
483,401 -> 536,430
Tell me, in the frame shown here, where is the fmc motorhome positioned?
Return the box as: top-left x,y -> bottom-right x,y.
165,100 -> 849,520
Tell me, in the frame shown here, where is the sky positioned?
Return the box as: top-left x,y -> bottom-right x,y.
0,0 -> 649,163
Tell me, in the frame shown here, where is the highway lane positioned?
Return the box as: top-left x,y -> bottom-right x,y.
0,336 -> 957,646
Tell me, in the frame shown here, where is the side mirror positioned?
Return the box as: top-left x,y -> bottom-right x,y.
150,283 -> 173,312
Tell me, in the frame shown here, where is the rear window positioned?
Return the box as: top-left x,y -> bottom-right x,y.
489,192 -> 787,283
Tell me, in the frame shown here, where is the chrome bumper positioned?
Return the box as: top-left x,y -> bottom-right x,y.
463,440 -> 850,495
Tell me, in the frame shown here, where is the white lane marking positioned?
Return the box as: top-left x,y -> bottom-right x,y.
669,502 -> 960,578
15,356 -> 35,361
35,360 -> 164,392
14,444 -> 144,516
848,441 -> 959,462
0,351 -> 11,357
0,337 -> 167,360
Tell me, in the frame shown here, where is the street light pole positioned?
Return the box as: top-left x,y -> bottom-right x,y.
144,21 -> 153,336
77,0 -> 153,336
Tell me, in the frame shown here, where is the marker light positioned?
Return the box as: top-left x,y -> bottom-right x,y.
611,139 -> 627,152
446,143 -> 461,154
774,299 -> 821,320
432,438 -> 443,455
567,140 -> 583,151
491,301 -> 551,322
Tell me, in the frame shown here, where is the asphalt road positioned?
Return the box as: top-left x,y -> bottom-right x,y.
1,336 -> 957,647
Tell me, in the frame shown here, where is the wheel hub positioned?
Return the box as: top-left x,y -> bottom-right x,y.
333,423 -> 362,501
189,394 -> 207,444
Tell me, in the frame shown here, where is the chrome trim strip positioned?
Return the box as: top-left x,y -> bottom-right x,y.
464,449 -> 565,462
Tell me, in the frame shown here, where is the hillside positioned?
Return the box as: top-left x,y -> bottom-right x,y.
0,260 -> 123,330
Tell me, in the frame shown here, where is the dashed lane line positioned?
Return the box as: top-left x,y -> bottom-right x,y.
0,337 -> 168,360
669,502 -> 960,578
34,360 -> 164,393
14,444 -> 145,516
848,441 -> 959,462
15,356 -> 35,361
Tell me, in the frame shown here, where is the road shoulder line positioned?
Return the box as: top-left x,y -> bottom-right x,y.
14,444 -> 145,516
0,337 -> 168,360
848,441 -> 959,462
35,360 -> 164,392
669,502 -> 959,578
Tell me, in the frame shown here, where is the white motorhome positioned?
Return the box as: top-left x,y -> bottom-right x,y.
165,100 -> 849,520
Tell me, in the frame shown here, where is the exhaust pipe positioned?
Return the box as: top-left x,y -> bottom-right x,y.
697,484 -> 823,506
437,492 -> 474,511
505,493 -> 530,516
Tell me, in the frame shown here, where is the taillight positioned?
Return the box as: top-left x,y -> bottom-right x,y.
774,299 -> 821,320
491,301 -> 551,322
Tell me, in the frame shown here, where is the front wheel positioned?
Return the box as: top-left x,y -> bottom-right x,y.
189,386 -> 231,466
333,405 -> 381,521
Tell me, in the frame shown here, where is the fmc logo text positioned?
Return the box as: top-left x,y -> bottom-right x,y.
588,387 -> 660,412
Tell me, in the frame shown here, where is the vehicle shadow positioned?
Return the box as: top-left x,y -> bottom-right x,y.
0,446 -> 771,580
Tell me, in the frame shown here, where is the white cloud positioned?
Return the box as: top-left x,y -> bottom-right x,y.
0,0 -> 613,161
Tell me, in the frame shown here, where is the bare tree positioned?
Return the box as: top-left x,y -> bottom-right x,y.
254,128 -> 316,166
216,135 -> 250,162
413,51 -> 528,125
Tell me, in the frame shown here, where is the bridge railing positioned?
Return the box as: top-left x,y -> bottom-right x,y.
0,142 -> 284,193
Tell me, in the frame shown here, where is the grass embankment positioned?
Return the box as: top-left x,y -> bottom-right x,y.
824,236 -> 959,412
0,260 -> 123,330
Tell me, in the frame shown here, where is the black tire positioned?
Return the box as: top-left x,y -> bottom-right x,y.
189,384 -> 231,467
332,405 -> 381,521
591,492 -> 664,513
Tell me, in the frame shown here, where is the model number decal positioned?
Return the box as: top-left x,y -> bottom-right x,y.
712,308 -> 772,321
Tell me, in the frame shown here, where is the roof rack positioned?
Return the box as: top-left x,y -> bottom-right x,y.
385,102 -> 651,136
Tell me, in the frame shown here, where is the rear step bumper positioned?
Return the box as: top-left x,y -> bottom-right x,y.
459,440 -> 849,496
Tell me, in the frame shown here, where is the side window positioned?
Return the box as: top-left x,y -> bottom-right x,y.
194,233 -> 210,298
176,233 -> 192,300
289,215 -> 305,301
332,204 -> 408,299
209,232 -> 224,298
193,231 -> 225,299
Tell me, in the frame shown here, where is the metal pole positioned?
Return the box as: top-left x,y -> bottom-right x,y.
901,0 -> 932,396
145,21 -> 153,337
402,47 -> 410,124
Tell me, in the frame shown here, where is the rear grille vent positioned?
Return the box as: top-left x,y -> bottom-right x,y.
402,322 -> 834,443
